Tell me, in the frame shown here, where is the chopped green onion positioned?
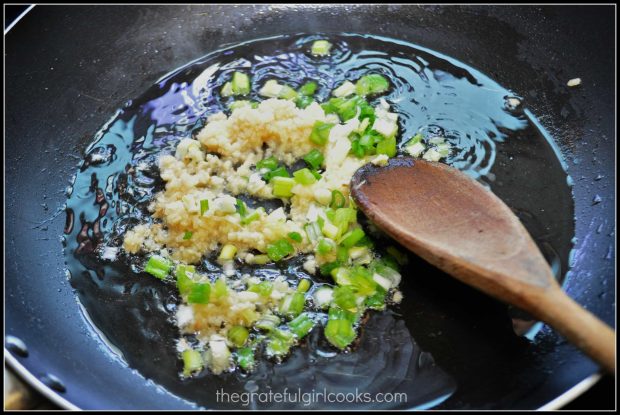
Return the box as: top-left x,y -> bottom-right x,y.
266,329 -> 295,357
293,168 -> 317,185
228,326 -> 250,347
231,72 -> 251,95
324,318 -> 356,350
355,235 -> 374,249
331,267 -> 352,286
311,40 -> 332,56
317,237 -> 336,255
254,314 -> 280,331
236,347 -> 255,371
358,117 -> 371,133
325,208 -> 336,223
359,131 -> 380,148
328,306 -> 357,323
303,149 -> 324,170
350,138 -> 365,158
235,199 -> 248,217
355,74 -> 390,96
271,176 -> 296,198
319,260 -> 341,276
200,199 -> 209,216
349,266 -> 377,296
256,156 -> 279,171
336,245 -> 349,264
323,95 -> 374,123
278,85 -> 298,100
304,221 -> 322,243
330,190 -> 346,209
376,135 -> 397,157
436,143 -> 451,157
266,239 -> 295,262
188,282 -> 211,304
240,208 -> 262,225
250,254 -> 271,265
248,280 -> 273,297
333,285 -> 357,311
288,313 -> 315,338
212,278 -> 228,299
358,100 -> 376,123
428,136 -> 446,145
366,287 -> 387,310
313,286 -> 333,308
296,95 -> 314,109
218,244 -> 237,261
182,349 -> 203,377
296,278 -> 311,293
349,246 -> 372,265
332,80 -> 356,98
264,166 -> 290,182
259,80 -> 283,97
220,82 -> 233,97
371,260 -> 402,288
309,121 -> 334,146
372,272 -> 392,292
144,255 -> 172,280
228,100 -> 255,111
288,231 -> 303,243
407,133 -> 423,146
310,170 -> 322,180
279,292 -> 305,318
299,81 -> 318,96
339,228 -> 366,248
422,148 -> 442,162
176,264 -> 196,296
321,221 -> 340,240
183,231 -> 193,240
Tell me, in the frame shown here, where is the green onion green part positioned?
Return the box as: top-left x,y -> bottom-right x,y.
330,190 -> 346,209
288,313 -> 315,338
231,72 -> 251,95
309,121 -> 334,146
311,40 -> 332,56
271,176 -> 296,198
266,239 -> 295,262
187,282 -> 211,304
288,231 -> 303,243
236,347 -> 255,371
293,168 -> 317,185
200,199 -> 209,216
144,255 -> 172,280
355,74 -> 390,97
182,349 -> 203,377
299,81 -> 318,96
227,326 -> 250,347
303,149 -> 324,170
324,318 -> 356,350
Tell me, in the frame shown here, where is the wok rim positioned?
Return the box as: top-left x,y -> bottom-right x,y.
4,345 -> 603,410
2,4 -> 608,411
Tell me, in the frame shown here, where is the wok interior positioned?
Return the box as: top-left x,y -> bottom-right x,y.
5,5 -> 614,410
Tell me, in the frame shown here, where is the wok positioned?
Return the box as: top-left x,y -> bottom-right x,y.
5,5 -> 615,410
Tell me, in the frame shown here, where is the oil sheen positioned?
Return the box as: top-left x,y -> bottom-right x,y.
63,34 -> 574,409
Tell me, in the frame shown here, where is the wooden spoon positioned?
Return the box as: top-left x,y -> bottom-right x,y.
351,157 -> 615,374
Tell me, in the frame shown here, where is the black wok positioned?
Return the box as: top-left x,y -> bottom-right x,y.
5,5 -> 615,410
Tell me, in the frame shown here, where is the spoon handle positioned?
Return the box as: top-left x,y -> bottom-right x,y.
526,284 -> 616,375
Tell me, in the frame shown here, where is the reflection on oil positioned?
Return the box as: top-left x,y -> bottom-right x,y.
63,34 -> 574,409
